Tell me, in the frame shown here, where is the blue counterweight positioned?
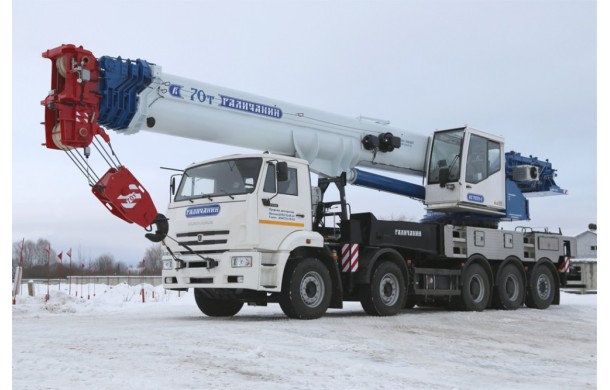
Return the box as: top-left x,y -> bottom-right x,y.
505,151 -> 567,196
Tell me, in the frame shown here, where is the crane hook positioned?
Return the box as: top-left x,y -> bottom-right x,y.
145,213 -> 169,243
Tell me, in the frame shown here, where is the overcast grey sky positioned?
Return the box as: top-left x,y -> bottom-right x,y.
10,0 -> 598,264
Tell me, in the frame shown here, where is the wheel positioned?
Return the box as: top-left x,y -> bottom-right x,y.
194,288 -> 244,317
525,264 -> 556,309
360,261 -> 406,316
494,264 -> 525,310
460,263 -> 491,311
279,258 -> 332,320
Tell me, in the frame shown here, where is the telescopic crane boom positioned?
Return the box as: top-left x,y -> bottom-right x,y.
41,44 -> 566,238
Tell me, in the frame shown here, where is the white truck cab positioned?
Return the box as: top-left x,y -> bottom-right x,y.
162,154 -> 323,294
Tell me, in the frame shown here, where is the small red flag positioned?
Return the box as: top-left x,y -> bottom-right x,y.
67,248 -> 72,258
57,251 -> 63,262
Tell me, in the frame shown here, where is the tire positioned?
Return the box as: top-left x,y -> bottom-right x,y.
494,264 -> 525,310
279,258 -> 332,320
525,264 -> 556,309
460,263 -> 491,311
360,261 -> 406,316
194,288 -> 244,317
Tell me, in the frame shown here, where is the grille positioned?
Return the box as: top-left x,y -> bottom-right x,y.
175,230 -> 229,247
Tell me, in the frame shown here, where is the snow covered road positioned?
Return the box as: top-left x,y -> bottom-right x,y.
12,284 -> 597,389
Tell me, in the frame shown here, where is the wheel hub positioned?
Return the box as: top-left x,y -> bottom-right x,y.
505,275 -> 518,301
379,273 -> 399,306
537,274 -> 551,300
470,274 -> 485,303
300,271 -> 324,307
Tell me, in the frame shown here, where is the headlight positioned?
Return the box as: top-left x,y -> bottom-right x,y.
231,256 -> 253,268
163,259 -> 173,270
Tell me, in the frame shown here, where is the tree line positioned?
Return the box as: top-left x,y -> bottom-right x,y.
12,238 -> 163,279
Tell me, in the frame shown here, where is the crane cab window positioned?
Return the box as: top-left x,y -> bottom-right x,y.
428,129 -> 465,184
465,135 -> 501,184
264,165 -> 298,196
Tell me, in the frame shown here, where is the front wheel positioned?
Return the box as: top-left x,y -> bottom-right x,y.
525,264 -> 556,309
360,261 -> 406,316
279,258 -> 332,320
194,288 -> 244,317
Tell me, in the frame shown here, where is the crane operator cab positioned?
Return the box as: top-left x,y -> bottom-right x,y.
425,127 -> 505,216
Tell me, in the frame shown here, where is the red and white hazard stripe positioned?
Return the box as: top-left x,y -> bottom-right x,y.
559,256 -> 570,273
341,243 -> 359,272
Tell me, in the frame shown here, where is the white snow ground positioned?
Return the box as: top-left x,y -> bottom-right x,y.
11,282 -> 597,390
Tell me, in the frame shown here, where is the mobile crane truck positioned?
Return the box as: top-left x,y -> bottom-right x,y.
41,44 -> 575,319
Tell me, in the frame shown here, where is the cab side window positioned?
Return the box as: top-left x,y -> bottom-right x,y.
466,135 -> 500,184
263,165 -> 298,195
279,168 -> 298,195
263,166 -> 276,193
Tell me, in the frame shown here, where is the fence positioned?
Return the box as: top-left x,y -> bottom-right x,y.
18,275 -> 163,287
13,276 -> 187,303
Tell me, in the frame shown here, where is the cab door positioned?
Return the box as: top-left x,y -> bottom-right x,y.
458,128 -> 505,213
257,160 -> 312,250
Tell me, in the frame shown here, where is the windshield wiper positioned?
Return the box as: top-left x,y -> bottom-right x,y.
196,191 -> 237,201
196,194 -> 214,201
220,190 -> 235,200
447,154 -> 460,179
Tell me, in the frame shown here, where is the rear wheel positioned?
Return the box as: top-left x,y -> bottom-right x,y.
525,264 -> 556,309
279,258 -> 332,320
461,263 -> 491,311
494,264 -> 525,310
194,288 -> 244,317
360,261 -> 406,316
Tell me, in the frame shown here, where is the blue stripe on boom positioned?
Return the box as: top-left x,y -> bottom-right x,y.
352,169 -> 426,200
98,56 -> 154,130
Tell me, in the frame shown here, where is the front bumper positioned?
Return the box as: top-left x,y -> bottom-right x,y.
162,251 -> 281,292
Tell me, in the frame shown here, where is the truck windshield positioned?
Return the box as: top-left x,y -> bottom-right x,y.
428,128 -> 464,184
175,158 -> 263,202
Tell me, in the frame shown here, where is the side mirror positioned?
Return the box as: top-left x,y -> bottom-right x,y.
263,161 -> 287,207
170,176 -> 176,195
277,161 -> 288,182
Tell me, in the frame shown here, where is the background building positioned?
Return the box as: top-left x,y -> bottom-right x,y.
566,224 -> 597,292
575,224 -> 597,259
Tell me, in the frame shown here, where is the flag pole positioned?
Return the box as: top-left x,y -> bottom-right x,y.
87,259 -> 91,300
57,251 -> 63,292
45,243 -> 50,302
88,260 -> 91,300
67,248 -> 72,296
80,263 -> 84,299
